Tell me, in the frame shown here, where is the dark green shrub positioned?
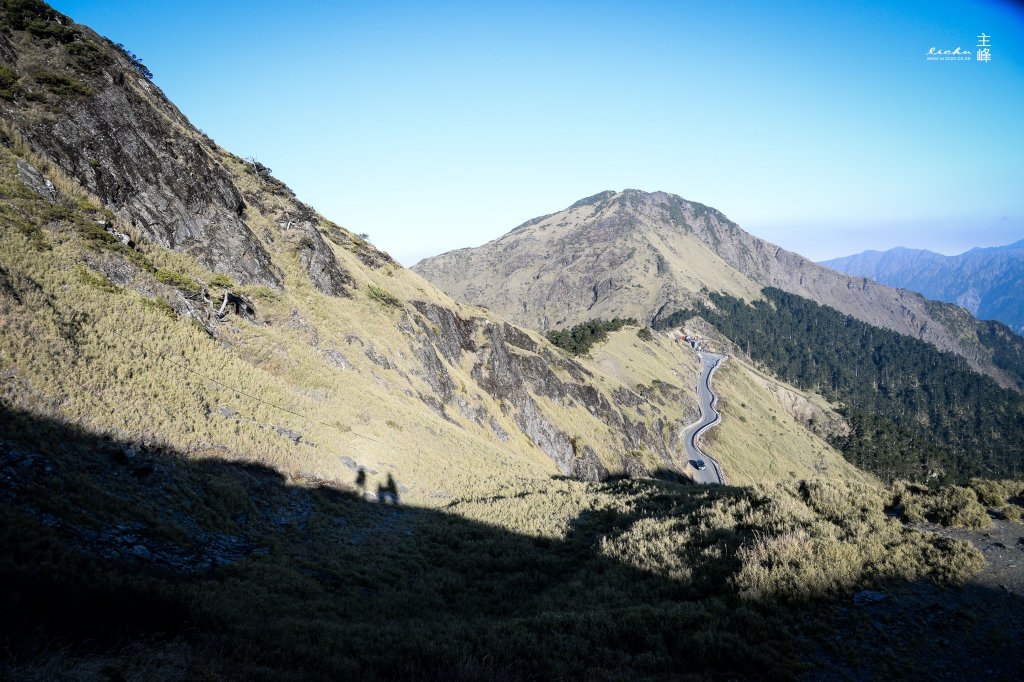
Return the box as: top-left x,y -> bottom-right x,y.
77,222 -> 119,247
547,317 -> 639,355
3,0 -> 79,42
366,284 -> 400,308
155,269 -> 202,295
109,40 -> 153,80
0,65 -> 20,100
65,40 -> 111,76
208,274 -> 234,289
78,268 -> 118,293
33,71 -> 94,98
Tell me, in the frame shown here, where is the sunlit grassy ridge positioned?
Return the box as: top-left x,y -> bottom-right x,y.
0,147 -> 541,500
707,357 -> 876,486
1,134 -> 746,498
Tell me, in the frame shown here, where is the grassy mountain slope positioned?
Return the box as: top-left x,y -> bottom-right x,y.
0,1 -> 891,495
2,4 -> 1023,679
414,190 -> 764,330
705,357 -> 875,486
574,326 -> 870,486
415,189 -> 1024,391
2,131 -> 733,494
0,2 -> 723,493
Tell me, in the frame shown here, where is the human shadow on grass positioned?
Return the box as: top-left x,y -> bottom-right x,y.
1,405 -> 1021,681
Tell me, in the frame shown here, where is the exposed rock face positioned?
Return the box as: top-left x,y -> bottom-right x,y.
0,29 -> 277,285
823,241 -> 1024,336
747,372 -> 850,442
0,9 -> 363,297
291,221 -> 355,297
15,157 -> 55,201
51,97 -> 272,282
415,189 -> 1021,388
408,302 -> 690,480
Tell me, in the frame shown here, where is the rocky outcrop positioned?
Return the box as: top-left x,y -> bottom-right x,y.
748,372 -> 851,442
406,301 -> 688,480
290,221 -> 355,298
0,27 -> 279,285
0,7 -> 367,298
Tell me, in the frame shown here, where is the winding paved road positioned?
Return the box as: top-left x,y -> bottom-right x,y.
682,351 -> 727,484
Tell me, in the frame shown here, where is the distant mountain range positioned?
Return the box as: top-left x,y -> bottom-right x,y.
822,240 -> 1024,336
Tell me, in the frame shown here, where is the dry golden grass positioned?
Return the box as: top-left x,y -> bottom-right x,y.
414,194 -> 765,333
705,356 -> 876,487
894,479 -> 1024,528
1,105 -> 880,506
0,142 -> 558,503
5,136 -> 852,506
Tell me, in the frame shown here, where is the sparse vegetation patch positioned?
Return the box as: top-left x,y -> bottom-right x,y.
366,283 -> 401,308
0,65 -> 21,100
33,71 -> 93,98
155,268 -> 202,295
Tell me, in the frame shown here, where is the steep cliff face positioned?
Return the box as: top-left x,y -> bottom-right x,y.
0,8 -> 289,287
0,2 -> 714,489
405,301 -> 700,480
415,189 -> 1023,389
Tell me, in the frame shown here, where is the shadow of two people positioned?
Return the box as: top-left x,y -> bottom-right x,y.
354,467 -> 400,504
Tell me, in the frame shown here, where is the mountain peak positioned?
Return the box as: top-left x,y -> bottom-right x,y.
568,190 -> 617,210
415,190 -> 1023,390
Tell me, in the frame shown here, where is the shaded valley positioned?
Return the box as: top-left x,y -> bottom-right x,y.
4,406 -> 1022,681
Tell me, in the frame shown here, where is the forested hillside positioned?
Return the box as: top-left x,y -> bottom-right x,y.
545,317 -> 639,355
656,289 -> 1024,482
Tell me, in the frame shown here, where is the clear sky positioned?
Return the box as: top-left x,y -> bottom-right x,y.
52,0 -> 1024,265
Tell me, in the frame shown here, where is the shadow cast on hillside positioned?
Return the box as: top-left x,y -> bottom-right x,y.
1,406 -> 1022,681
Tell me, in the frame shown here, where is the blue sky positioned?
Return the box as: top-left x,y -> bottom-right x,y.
52,0 -> 1024,264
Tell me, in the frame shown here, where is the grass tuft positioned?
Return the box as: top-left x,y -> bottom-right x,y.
366,283 -> 401,308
